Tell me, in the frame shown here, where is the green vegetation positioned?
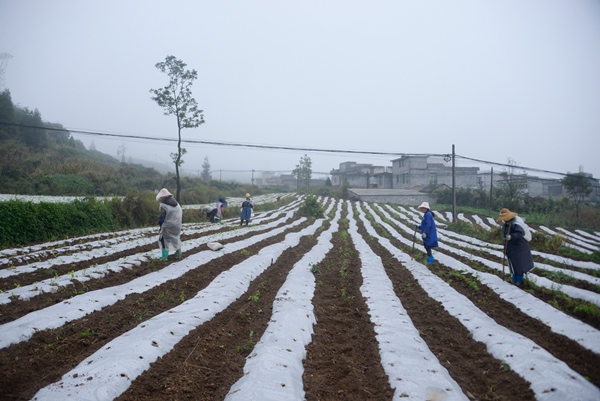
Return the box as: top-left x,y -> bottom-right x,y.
236,330 -> 256,354
296,194 -> 324,218
434,188 -> 600,232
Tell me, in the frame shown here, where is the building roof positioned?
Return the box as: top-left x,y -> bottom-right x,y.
349,188 -> 425,196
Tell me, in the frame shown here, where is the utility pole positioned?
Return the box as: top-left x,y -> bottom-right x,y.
452,144 -> 457,223
220,169 -> 222,182
251,169 -> 255,186
490,167 -> 494,214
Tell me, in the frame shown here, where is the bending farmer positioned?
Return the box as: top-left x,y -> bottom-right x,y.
416,201 -> 438,264
497,208 -> 534,286
157,188 -> 183,261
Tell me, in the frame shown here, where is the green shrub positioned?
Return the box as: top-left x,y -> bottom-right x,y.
296,195 -> 324,218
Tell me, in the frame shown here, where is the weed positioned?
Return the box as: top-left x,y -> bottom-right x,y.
310,264 -> 320,274
236,330 -> 256,353
240,249 -> 252,257
131,308 -> 151,321
248,290 -> 260,303
80,328 -> 98,338
340,288 -> 355,302
500,361 -> 511,372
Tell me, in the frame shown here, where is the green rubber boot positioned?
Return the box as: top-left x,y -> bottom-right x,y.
176,249 -> 182,259
161,249 -> 169,261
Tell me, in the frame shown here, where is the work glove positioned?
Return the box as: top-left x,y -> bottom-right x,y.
422,233 -> 427,239
504,234 -> 511,241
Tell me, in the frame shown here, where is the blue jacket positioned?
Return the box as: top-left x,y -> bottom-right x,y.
418,210 -> 438,248
241,199 -> 253,221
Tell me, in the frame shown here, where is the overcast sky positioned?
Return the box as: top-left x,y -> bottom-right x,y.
1,1 -> 599,182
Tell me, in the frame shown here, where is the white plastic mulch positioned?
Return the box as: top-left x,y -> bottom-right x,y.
0,204 -> 306,349
377,204 -> 600,350
224,200 -> 341,400
362,203 -> 600,401
2,198 -> 599,400
31,201 -> 329,400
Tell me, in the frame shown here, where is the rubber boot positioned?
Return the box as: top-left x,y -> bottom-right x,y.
515,274 -> 524,286
176,249 -> 182,259
161,249 -> 168,261
427,255 -> 434,264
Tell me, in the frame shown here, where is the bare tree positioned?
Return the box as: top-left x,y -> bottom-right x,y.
562,172 -> 593,217
498,158 -> 526,210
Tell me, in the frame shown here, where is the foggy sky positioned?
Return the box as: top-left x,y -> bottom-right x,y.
1,0 -> 599,182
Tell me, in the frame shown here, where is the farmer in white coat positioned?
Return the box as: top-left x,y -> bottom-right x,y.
157,188 -> 183,261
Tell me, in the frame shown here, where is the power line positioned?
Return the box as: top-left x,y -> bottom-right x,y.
0,121 -> 575,178
455,154 -> 568,177
0,121 -> 441,158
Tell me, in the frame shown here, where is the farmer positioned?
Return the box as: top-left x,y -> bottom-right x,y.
416,201 -> 438,264
156,188 -> 182,261
497,208 -> 534,286
214,196 -> 227,223
240,193 -> 253,226
203,205 -> 218,223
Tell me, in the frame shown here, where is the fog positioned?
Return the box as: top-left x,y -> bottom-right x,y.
1,1 -> 599,182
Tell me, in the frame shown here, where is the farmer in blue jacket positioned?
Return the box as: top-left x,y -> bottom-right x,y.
416,201 -> 438,264
240,193 -> 253,226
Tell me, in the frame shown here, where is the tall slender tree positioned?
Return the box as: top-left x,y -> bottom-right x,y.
150,55 -> 204,201
292,154 -> 312,191
201,156 -> 212,181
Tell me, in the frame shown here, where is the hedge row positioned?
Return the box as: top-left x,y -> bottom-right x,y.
0,194 -> 159,248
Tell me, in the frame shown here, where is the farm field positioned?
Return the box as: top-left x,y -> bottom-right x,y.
0,196 -> 599,401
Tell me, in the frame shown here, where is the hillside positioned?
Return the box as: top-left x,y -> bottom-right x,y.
0,89 -> 179,196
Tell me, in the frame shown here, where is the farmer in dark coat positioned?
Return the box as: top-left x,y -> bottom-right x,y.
497,208 -> 534,286
417,201 -> 438,264
203,205 -> 218,223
